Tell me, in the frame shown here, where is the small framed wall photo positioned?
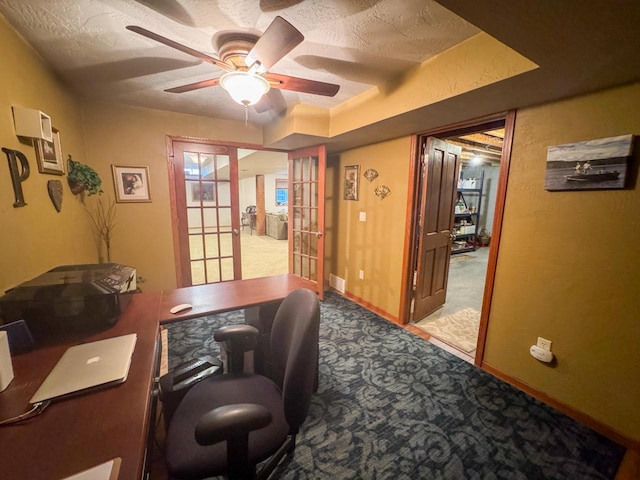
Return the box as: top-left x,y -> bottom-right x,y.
112,165 -> 151,202
35,128 -> 64,175
344,164 -> 359,200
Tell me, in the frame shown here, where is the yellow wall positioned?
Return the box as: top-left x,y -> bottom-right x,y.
2,11 -> 639,445
484,82 -> 640,443
327,137 -> 412,319
80,102 -> 262,293
0,15 -> 95,293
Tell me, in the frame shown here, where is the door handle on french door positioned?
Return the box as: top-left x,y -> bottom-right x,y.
314,232 -> 323,238
233,229 -> 239,235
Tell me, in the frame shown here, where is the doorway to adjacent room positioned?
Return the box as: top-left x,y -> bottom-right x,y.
405,113 -> 513,363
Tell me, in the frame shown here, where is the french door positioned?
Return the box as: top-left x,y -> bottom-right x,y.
288,146 -> 326,299
170,140 -> 241,287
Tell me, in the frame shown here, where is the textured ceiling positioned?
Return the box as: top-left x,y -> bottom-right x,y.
0,0 -> 479,124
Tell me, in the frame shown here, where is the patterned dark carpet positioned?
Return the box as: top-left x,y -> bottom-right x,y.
165,291 -> 624,479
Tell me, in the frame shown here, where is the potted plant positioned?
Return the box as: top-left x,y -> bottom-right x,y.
67,155 -> 103,195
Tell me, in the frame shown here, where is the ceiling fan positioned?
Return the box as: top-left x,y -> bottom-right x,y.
126,16 -> 340,112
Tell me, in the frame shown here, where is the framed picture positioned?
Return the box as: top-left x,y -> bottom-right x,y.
544,134 -> 633,191
35,128 -> 64,175
112,165 -> 151,202
191,182 -> 215,203
344,164 -> 359,200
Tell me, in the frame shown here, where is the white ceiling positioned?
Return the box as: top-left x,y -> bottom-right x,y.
0,0 -> 479,124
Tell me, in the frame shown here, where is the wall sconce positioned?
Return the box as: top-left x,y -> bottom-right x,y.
12,106 -> 52,141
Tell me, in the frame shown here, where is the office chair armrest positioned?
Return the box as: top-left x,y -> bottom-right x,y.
214,324 -> 259,372
195,403 -> 272,446
214,324 -> 259,347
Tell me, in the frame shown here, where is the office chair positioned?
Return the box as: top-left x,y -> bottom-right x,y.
165,288 -> 320,480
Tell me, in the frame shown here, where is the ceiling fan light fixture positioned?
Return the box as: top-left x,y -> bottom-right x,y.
220,71 -> 270,106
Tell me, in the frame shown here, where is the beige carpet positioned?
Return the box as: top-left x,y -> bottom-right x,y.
190,231 -> 288,284
417,308 -> 481,353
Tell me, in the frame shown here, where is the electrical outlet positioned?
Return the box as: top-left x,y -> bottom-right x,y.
359,270 -> 364,280
359,211 -> 366,222
537,337 -> 552,351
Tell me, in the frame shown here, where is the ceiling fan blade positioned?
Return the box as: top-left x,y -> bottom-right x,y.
126,25 -> 232,72
254,89 -> 287,114
266,72 -> 339,96
245,16 -> 304,72
165,77 -> 220,93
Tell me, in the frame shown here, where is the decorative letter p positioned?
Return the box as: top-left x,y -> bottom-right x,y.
2,148 -> 30,207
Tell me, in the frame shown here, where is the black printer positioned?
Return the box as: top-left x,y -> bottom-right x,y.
0,263 -> 137,345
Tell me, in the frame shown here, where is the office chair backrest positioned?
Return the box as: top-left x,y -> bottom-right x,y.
269,288 -> 320,432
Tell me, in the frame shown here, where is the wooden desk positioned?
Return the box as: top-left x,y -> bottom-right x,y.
0,291 -> 162,480
159,274 -> 314,324
0,274 -> 313,479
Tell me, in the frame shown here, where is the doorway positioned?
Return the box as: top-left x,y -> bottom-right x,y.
404,113 -> 514,364
168,138 -> 328,290
237,148 -> 289,279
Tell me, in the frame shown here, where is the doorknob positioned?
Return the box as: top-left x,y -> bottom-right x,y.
233,229 -> 239,235
314,232 -> 323,238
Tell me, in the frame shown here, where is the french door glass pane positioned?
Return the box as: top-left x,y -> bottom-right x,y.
217,185 -> 231,208
191,260 -> 205,285
204,234 -> 219,257
187,208 -> 202,232
309,260 -> 317,282
200,154 -> 215,180
203,208 -> 218,232
310,232 -> 318,257
219,233 -> 233,256
206,260 -> 221,283
216,155 -> 230,181
189,235 -> 204,260
220,258 -> 234,281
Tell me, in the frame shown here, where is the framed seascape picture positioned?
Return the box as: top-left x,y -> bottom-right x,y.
344,164 -> 359,200
112,165 -> 151,202
35,128 -> 64,175
544,134 -> 633,191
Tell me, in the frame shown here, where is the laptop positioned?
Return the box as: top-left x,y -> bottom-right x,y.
30,334 -> 137,404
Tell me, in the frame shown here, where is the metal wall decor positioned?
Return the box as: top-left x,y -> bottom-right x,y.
374,185 -> 391,200
363,168 -> 378,182
47,179 -> 63,212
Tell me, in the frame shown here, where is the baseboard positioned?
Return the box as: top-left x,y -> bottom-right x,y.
481,361 -> 639,451
331,289 -> 399,324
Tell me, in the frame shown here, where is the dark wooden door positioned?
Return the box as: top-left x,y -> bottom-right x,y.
170,141 -> 241,286
413,137 -> 461,320
288,146 -> 326,299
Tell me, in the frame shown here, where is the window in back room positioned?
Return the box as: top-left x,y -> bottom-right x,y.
275,178 -> 288,206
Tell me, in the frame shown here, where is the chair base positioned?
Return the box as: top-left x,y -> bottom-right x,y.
256,434 -> 296,480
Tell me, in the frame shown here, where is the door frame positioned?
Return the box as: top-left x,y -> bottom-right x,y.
399,111 -> 516,366
166,135 -> 289,286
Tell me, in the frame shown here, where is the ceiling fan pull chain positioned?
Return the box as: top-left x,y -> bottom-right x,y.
245,105 -> 248,126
